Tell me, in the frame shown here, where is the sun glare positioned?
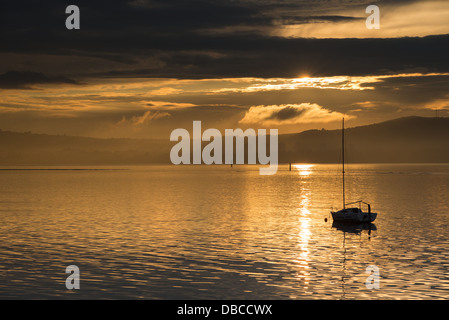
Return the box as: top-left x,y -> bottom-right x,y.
294,164 -> 314,176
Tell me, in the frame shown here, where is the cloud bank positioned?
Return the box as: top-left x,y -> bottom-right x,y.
239,103 -> 352,125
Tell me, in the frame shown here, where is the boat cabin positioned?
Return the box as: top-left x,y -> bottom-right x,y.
342,208 -> 362,214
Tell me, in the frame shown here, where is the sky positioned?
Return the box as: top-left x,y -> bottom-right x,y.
1,0 -> 449,138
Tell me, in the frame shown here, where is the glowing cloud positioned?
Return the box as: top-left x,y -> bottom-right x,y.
272,1 -> 449,39
119,110 -> 171,126
239,103 -> 353,125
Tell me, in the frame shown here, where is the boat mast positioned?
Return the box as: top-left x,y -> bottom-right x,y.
342,117 -> 345,209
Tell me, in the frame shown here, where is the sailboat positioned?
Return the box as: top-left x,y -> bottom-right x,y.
331,118 -> 377,223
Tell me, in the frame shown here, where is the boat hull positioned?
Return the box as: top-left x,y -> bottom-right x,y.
331,210 -> 377,223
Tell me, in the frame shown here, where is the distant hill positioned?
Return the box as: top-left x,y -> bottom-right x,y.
279,116 -> 449,163
0,131 -> 170,165
1,116 -> 449,165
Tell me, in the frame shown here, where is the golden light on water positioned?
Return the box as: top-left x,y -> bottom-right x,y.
293,191 -> 312,290
294,164 -> 314,176
292,165 -> 314,289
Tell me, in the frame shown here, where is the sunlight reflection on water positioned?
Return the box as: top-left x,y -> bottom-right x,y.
1,164 -> 449,299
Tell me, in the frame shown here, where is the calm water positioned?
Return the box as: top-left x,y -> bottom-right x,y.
1,164 -> 449,299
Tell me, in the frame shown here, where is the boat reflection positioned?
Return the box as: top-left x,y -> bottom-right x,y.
333,221 -> 377,299
332,221 -> 377,234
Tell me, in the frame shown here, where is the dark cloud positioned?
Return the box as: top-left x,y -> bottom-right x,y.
0,71 -> 80,89
268,106 -> 306,121
276,15 -> 365,24
366,74 -> 449,105
1,0 -> 447,80
55,34 -> 445,80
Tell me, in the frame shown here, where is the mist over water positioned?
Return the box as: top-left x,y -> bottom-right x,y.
1,164 -> 449,299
